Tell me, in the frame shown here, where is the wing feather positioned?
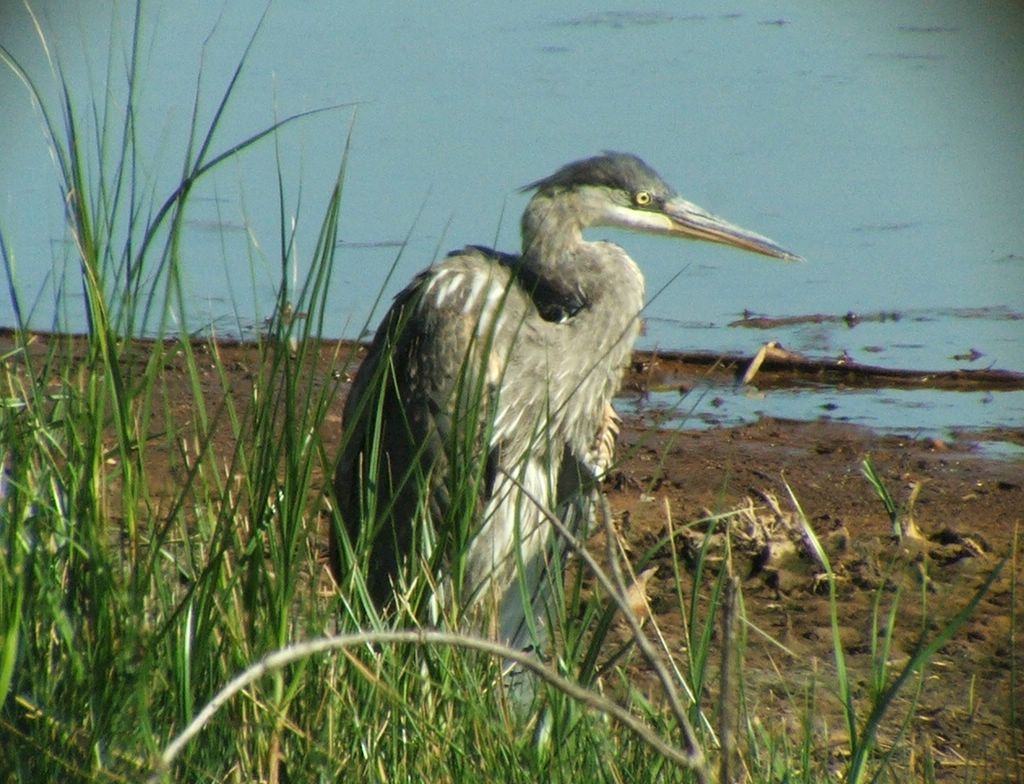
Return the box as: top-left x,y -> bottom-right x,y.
332,249 -> 526,601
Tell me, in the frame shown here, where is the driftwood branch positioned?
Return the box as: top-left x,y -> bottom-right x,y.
628,344 -> 1024,391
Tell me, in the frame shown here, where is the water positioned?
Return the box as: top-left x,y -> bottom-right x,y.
1,1 -> 1022,434
632,383 -> 1024,458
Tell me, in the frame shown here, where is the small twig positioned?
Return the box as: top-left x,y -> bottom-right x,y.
739,340 -> 776,385
719,568 -> 738,784
147,629 -> 697,782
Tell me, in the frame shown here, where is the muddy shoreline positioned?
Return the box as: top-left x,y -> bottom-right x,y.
3,330 -> 1021,778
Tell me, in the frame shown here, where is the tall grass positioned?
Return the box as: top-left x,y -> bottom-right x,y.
0,5 -> 1016,783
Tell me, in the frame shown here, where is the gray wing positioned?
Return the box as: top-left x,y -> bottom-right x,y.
331,248 -> 538,602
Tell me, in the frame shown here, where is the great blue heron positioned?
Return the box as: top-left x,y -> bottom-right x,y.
331,152 -> 796,647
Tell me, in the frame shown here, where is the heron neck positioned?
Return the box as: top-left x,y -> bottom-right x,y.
520,191 -> 585,264
518,190 -> 645,311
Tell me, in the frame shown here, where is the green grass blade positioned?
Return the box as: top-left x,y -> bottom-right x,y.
847,555 -> 1007,782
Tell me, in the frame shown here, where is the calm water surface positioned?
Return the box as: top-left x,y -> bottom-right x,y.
1,1 -> 1022,436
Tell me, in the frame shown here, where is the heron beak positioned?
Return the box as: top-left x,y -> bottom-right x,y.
662,196 -> 801,261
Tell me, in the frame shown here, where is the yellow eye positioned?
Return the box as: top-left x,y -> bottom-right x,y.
634,191 -> 653,207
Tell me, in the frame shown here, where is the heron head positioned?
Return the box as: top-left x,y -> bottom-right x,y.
523,152 -> 800,261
